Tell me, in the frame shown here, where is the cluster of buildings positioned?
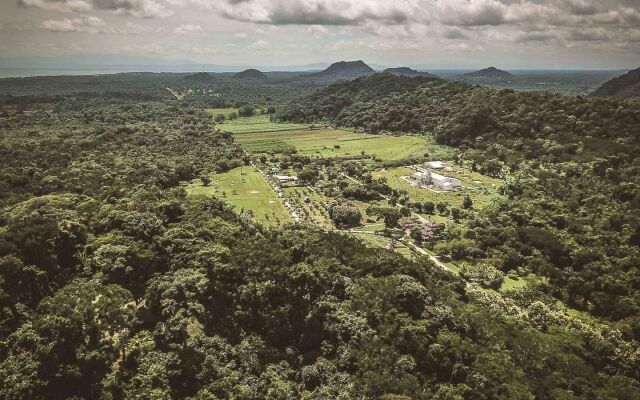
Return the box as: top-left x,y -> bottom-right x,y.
420,221 -> 443,240
412,161 -> 462,191
270,168 -> 299,185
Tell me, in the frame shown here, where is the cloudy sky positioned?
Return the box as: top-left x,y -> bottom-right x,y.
0,0 -> 639,69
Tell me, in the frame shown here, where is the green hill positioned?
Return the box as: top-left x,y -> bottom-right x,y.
384,67 -> 438,78
299,60 -> 375,83
182,72 -> 216,83
460,66 -> 514,82
592,67 -> 640,98
232,68 -> 268,81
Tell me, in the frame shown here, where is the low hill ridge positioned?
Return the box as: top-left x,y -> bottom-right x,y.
182,72 -> 216,82
592,67 -> 640,99
462,67 -> 513,80
232,68 -> 268,81
384,67 -> 437,78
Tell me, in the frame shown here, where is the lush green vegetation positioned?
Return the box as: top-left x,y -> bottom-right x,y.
0,74 -> 639,399
278,72 -> 640,341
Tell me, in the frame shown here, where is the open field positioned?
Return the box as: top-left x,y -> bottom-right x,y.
185,166 -> 292,226
374,166 -> 503,209
350,233 -> 415,259
206,108 -> 239,118
233,127 -> 437,161
218,114 -> 312,134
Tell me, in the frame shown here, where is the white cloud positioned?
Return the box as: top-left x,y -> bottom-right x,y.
120,42 -> 164,54
306,25 -> 329,37
215,0 -> 415,25
247,39 -> 270,50
42,16 -> 106,33
106,21 -> 162,34
174,23 -> 204,35
234,32 -> 248,38
20,0 -> 171,18
187,45 -> 217,55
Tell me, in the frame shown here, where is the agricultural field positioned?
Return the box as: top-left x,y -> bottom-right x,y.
217,114 -> 454,162
232,127 -> 440,161
282,186 -> 333,229
185,166 -> 293,226
374,165 -> 503,210
218,114 -> 312,134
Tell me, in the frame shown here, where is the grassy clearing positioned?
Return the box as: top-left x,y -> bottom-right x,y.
219,114 -> 311,134
500,273 -> 547,292
358,223 -> 386,232
185,166 -> 292,226
206,108 -> 239,118
233,127 -> 435,161
374,166 -> 503,209
350,233 -> 415,259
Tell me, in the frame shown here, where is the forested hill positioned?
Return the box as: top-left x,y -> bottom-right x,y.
592,67 -> 640,99
277,72 -> 638,151
1,85 -> 640,398
278,73 -> 640,341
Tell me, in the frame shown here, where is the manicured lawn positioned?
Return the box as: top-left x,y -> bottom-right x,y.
373,166 -> 503,209
185,166 -> 292,226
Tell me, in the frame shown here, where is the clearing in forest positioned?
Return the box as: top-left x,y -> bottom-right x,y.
374,166 -> 503,210
185,166 -> 293,226
218,114 -> 311,134
206,108 -> 239,118
218,115 -> 449,161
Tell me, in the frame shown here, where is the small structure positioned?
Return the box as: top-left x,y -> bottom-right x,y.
271,167 -> 280,174
421,221 -> 442,240
274,175 -> 299,183
413,170 -> 462,191
426,161 -> 445,169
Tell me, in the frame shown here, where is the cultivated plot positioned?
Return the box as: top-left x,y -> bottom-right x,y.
218,114 -> 311,134
233,127 -> 437,161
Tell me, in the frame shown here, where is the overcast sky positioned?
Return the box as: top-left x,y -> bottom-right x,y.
0,0 -> 639,69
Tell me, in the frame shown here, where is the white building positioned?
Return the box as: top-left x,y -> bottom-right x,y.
413,170 -> 461,191
426,161 -> 445,169
274,175 -> 299,183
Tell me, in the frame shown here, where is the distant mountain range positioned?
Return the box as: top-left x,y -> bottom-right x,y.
592,67 -> 640,99
383,67 -> 438,78
232,69 -> 268,81
460,67 -> 514,81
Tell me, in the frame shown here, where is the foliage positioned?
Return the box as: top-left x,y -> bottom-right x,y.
279,72 -> 640,340
328,200 -> 362,228
0,75 -> 639,399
